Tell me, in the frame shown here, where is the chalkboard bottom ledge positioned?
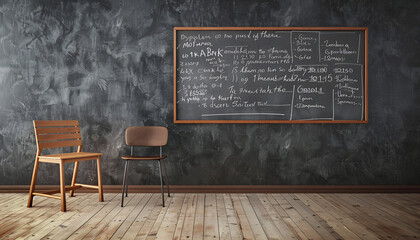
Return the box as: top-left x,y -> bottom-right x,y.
1,185 -> 419,193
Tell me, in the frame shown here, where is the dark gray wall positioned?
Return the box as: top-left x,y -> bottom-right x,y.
0,0 -> 419,186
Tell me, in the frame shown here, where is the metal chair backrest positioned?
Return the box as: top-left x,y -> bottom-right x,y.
125,126 -> 168,147
33,120 -> 82,151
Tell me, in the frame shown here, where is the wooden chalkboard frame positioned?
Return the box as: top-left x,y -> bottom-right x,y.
173,27 -> 368,124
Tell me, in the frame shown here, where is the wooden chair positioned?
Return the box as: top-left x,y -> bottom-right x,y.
121,126 -> 170,207
27,120 -> 104,212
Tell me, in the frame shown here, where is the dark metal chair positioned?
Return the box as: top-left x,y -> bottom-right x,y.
121,126 -> 170,207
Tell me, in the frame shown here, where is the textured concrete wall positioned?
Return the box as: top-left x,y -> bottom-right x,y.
0,0 -> 419,186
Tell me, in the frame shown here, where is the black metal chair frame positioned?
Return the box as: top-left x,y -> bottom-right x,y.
121,145 -> 170,207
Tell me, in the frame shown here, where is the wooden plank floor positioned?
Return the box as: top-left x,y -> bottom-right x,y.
0,193 -> 419,239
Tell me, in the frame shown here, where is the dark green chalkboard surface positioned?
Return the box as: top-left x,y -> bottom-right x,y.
174,27 -> 368,123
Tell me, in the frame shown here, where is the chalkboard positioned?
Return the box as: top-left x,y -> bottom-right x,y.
174,27 -> 368,123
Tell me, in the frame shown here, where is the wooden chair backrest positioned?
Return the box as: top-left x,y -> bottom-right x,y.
125,126 -> 168,147
33,120 -> 82,150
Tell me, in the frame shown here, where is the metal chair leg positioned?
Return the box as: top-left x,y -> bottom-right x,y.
121,160 -> 128,207
158,160 -> 165,207
162,160 -> 170,197
125,161 -> 129,197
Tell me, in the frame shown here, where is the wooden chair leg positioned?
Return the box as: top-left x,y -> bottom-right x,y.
27,156 -> 40,208
59,162 -> 66,212
97,157 -> 104,202
69,161 -> 79,197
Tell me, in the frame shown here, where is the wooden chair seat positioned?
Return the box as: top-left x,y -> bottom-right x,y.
39,152 -> 103,163
27,120 -> 104,212
121,155 -> 167,160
